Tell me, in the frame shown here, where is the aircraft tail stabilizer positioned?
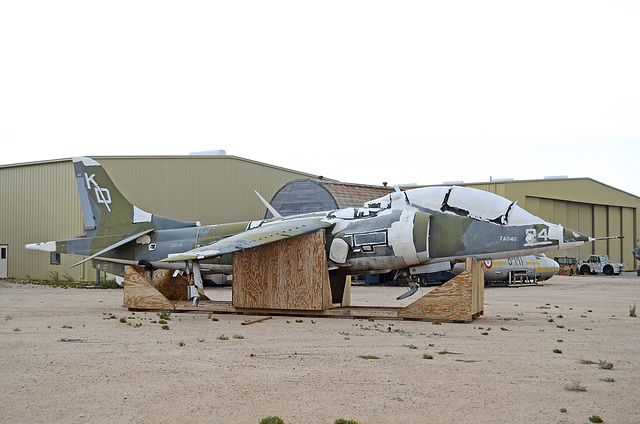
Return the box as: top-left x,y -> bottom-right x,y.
72,157 -> 199,236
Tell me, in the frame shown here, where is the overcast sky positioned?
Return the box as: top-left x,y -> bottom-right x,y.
1,1 -> 639,196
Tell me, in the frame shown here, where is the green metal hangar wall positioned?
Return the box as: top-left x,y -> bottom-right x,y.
445,178 -> 639,272
1,156 -> 639,281
0,155 -> 327,281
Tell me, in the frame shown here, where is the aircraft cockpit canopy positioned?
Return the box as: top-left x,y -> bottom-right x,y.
365,186 -> 545,226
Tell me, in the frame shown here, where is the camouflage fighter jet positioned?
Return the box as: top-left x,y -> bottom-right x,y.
27,157 -> 594,303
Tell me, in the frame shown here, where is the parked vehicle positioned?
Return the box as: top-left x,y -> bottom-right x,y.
554,256 -> 578,276
578,255 -> 624,276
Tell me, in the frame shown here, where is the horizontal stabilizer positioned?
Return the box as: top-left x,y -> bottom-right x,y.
70,228 -> 155,267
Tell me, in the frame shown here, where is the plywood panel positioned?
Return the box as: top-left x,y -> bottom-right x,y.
232,231 -> 331,310
123,265 -> 174,310
398,258 -> 484,322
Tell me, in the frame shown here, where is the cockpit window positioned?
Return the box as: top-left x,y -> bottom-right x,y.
366,186 -> 545,226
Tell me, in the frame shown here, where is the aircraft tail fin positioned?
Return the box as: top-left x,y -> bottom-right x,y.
72,157 -> 198,235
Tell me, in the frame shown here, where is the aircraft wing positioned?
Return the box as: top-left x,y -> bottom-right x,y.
163,216 -> 333,262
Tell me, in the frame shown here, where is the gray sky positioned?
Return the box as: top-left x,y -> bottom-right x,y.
1,1 -> 639,196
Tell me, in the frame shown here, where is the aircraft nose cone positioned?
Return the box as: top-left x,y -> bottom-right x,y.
563,228 -> 590,243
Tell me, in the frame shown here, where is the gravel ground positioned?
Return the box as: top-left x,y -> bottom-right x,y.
1,273 -> 639,424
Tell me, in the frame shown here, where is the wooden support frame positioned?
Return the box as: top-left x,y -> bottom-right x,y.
122,244 -> 483,323
232,231 -> 334,310
398,257 -> 484,322
123,265 -> 197,309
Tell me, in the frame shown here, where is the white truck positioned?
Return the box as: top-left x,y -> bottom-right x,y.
579,255 -> 624,276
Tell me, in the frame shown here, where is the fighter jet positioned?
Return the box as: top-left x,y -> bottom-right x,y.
27,157 -> 594,302
453,254 -> 560,283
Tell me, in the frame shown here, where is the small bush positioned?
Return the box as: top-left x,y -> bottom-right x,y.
232,334 -> 245,339
588,415 -> 603,423
598,360 -> 613,370
157,310 -> 171,320
630,303 -> 636,317
422,354 -> 433,359
217,334 -> 229,340
564,380 -> 586,392
580,359 -> 596,365
357,355 -> 379,359
260,416 -> 285,424
334,419 -> 362,424
161,325 -> 170,330
553,348 -> 562,354
560,408 -> 567,413
178,341 -> 185,346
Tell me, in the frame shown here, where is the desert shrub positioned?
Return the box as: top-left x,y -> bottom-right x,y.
260,416 -> 285,424
588,415 -> 603,423
335,419 -> 362,424
422,354 -> 433,359
598,360 -> 613,370
157,310 -> 171,320
564,380 -> 586,392
630,303 -> 636,317
357,355 -> 379,359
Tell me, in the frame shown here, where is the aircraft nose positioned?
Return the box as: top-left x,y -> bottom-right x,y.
563,227 -> 590,244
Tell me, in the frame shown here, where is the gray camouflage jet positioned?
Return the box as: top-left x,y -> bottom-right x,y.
27,156 -> 595,302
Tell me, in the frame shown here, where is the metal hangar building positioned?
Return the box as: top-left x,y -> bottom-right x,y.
1,155 -> 639,280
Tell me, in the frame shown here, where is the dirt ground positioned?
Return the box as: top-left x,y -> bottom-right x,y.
1,273 -> 639,424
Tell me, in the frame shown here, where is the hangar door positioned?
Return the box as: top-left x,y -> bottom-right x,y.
0,245 -> 7,278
